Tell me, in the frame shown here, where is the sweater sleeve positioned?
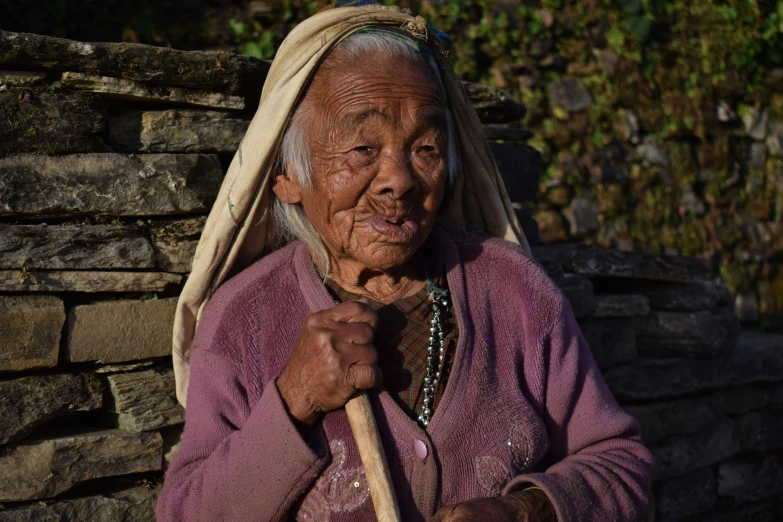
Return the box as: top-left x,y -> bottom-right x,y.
502,298 -> 654,522
156,344 -> 329,522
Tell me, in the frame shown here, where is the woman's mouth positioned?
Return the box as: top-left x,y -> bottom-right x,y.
367,216 -> 419,243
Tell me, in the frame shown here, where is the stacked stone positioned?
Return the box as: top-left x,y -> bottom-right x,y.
534,245 -> 783,521
0,30 -> 540,520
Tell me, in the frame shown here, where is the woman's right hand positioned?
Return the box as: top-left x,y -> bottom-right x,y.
276,301 -> 382,429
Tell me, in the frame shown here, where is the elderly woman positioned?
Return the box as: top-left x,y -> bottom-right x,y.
157,3 -> 653,522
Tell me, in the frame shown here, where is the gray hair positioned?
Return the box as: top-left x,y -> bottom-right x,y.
273,30 -> 460,274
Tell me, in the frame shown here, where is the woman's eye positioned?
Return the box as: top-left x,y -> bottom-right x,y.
352,146 -> 372,153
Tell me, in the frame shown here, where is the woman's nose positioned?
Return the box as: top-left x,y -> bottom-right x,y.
371,152 -> 419,199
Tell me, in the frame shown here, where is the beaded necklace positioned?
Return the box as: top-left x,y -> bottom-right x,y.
415,254 -> 450,429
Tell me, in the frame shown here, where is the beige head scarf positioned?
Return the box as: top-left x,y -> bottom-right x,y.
172,4 -> 530,406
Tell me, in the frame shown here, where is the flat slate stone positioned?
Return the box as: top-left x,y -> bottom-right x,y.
0,153 -> 223,217
605,332 -> 783,401
0,373 -> 102,444
0,70 -> 47,86
0,270 -> 181,292
631,280 -> 731,311
67,298 -> 178,363
0,430 -> 161,502
488,142 -> 541,203
531,246 -> 712,282
717,454 -> 783,503
0,89 -> 108,155
0,30 -> 269,94
0,224 -> 155,269
590,295 -> 650,318
461,81 -> 526,123
736,408 -> 783,453
552,273 -> 595,317
149,218 -> 205,273
579,318 -> 636,370
95,361 -> 157,374
0,295 -> 63,372
657,467 -> 717,522
635,310 -> 740,358
109,110 -> 250,153
649,417 -> 740,480
0,486 -> 158,522
625,386 -> 771,444
482,124 -> 533,142
105,367 -> 184,431
61,72 -> 245,110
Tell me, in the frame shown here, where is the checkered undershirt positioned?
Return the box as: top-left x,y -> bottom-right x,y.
324,278 -> 458,421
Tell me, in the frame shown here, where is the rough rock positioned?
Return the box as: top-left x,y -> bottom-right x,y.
604,332 -> 783,401
0,373 -> 102,444
563,197 -> 600,237
718,454 -> 783,503
461,81 -> 526,123
552,273 -> 594,317
634,280 -> 731,311
657,467 -> 717,522
95,361 -> 157,374
649,417 -> 740,480
590,295 -> 650,318
736,408 -> 783,453
0,296 -> 63,372
149,218 -> 205,273
0,153 -> 223,217
109,110 -> 250,152
635,310 -> 740,358
61,72 -> 244,110
767,118 -> 783,157
546,76 -> 593,112
0,486 -> 158,522
0,270 -> 181,292
695,501 -> 780,522
579,319 -> 636,370
531,246 -> 712,282
0,224 -> 155,269
481,125 -> 533,142
0,30 -> 269,94
742,107 -> 768,140
105,367 -> 184,431
625,386 -> 770,444
487,142 -> 541,203
0,430 -> 161,502
735,293 -> 760,323
67,298 -> 178,363
533,210 -> 568,244
0,70 -> 47,86
0,89 -> 107,155
163,426 -> 184,471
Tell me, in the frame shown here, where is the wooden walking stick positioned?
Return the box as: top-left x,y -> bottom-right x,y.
345,392 -> 402,522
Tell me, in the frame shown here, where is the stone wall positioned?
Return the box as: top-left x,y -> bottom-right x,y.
0,30 -> 781,522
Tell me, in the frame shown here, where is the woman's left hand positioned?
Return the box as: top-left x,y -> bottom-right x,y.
429,489 -> 556,522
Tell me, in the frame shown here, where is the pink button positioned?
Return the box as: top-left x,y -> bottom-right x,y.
414,439 -> 428,459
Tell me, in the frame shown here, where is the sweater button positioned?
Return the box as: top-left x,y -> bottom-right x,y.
414,439 -> 428,460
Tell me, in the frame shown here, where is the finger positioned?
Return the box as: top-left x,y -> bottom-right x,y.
328,301 -> 379,330
429,505 -> 457,522
334,321 -> 376,346
346,363 -> 383,390
336,340 -> 379,366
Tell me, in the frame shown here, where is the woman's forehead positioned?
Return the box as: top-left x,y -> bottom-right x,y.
306,52 -> 446,121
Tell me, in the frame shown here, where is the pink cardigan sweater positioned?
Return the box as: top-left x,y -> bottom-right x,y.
157,232 -> 653,522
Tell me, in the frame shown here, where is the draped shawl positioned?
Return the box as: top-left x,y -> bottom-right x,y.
172,4 -> 530,406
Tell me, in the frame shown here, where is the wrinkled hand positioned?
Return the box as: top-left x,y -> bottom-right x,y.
430,490 -> 556,522
277,301 -> 382,428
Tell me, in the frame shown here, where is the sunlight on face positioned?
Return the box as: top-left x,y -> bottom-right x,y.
298,50 -> 450,272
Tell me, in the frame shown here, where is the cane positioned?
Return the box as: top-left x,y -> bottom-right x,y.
345,392 -> 402,522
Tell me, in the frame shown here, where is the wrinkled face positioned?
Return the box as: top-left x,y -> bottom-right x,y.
274,49 -> 450,272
